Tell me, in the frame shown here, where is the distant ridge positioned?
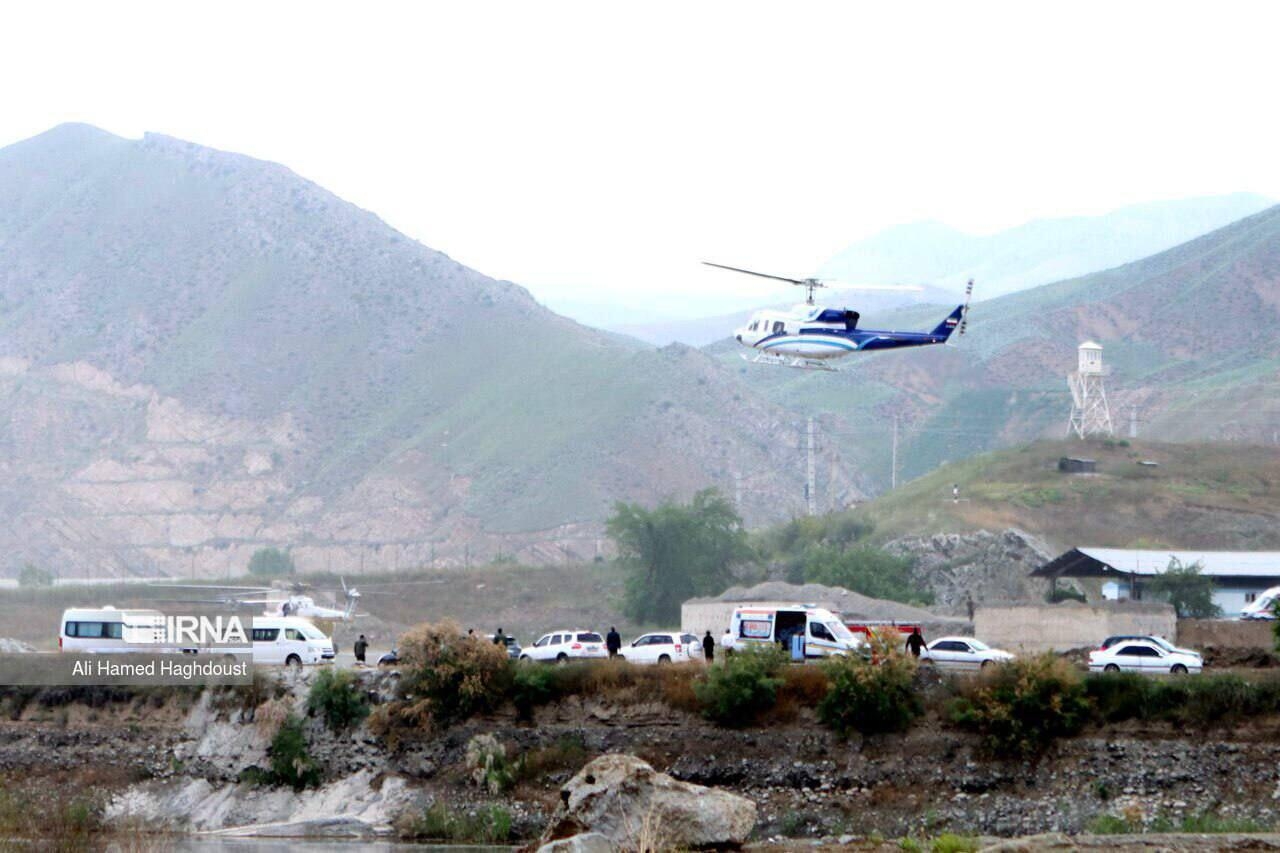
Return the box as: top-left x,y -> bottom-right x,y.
818,194 -> 1274,299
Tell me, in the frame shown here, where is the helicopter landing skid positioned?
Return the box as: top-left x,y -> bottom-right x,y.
741,352 -> 836,371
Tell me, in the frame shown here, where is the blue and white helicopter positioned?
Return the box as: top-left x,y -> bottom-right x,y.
704,262 -> 973,371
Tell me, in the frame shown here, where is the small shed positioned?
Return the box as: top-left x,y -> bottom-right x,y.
1058,456 -> 1097,474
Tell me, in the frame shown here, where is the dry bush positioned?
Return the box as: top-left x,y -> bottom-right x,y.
779,664 -> 831,706
392,620 -> 512,729
254,695 -> 293,738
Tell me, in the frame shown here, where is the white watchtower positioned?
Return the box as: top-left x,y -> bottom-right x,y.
1067,341 -> 1114,439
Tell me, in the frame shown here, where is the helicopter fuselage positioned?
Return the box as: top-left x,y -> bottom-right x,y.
735,303 -> 962,361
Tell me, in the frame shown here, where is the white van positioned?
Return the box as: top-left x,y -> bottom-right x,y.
60,607 -> 170,653
722,605 -> 863,658
250,616 -> 334,666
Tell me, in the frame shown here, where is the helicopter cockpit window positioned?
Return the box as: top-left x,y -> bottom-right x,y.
772,321 -> 785,334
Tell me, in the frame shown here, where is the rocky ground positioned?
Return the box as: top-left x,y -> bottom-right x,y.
0,670 -> 1278,849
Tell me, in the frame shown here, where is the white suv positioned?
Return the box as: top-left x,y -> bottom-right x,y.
520,630 -> 608,664
620,632 -> 701,665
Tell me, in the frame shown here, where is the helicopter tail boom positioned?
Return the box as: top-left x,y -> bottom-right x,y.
930,305 -> 966,339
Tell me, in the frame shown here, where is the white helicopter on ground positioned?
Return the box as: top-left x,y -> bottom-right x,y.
154,578 -> 362,621
704,262 -> 974,370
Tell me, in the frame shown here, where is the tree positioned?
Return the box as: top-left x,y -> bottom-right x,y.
802,545 -> 933,605
1145,557 -> 1220,618
17,562 -> 53,588
607,489 -> 750,624
248,547 -> 295,578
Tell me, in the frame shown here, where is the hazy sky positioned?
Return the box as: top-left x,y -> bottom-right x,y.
4,1 -> 1279,321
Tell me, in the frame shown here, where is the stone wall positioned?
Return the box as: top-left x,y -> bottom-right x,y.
976,601 -> 1176,652
1177,618 -> 1274,650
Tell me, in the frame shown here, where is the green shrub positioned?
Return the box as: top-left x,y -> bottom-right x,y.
269,714 -> 320,789
406,803 -> 513,843
248,547 -> 295,577
931,834 -> 979,853
694,645 -> 786,726
394,620 -> 513,728
1085,672 -> 1280,727
818,651 -> 920,736
1087,813 -> 1136,834
948,654 -> 1089,759
307,667 -> 369,731
511,664 -> 558,721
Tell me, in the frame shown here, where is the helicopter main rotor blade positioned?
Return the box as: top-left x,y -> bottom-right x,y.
701,261 -> 812,286
824,282 -> 925,293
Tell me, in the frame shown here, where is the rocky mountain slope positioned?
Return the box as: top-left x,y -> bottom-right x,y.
0,124 -> 865,578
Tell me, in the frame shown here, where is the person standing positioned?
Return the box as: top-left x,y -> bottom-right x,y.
905,627 -> 926,658
354,634 -> 368,665
702,630 -> 715,663
493,627 -> 505,646
966,595 -> 976,622
606,626 -> 621,658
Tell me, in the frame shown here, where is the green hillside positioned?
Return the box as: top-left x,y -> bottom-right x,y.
849,439 -> 1280,552
717,204 -> 1280,497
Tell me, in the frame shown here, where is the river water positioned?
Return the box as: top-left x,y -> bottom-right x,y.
169,840 -> 512,852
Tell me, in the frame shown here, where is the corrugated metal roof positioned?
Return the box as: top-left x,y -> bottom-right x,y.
1077,548 -> 1280,578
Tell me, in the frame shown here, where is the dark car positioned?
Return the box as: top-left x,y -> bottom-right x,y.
377,648 -> 399,666
487,634 -> 522,660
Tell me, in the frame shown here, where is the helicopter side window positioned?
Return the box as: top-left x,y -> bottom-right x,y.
772,321 -> 785,334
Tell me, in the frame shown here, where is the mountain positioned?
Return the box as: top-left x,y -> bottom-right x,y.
0,124 -> 866,578
817,194 -> 1274,299
713,203 -> 1280,498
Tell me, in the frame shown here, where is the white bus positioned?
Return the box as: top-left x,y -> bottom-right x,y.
59,608 -> 333,665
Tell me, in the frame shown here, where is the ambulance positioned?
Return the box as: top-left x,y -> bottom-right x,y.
721,605 -> 864,659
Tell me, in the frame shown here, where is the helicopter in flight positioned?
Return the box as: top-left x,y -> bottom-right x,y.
704,262 -> 973,371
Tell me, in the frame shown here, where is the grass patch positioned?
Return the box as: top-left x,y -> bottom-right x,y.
401,803 -> 513,844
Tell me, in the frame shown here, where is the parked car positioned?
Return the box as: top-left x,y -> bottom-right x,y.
1089,639 -> 1202,675
377,648 -> 399,667
520,630 -> 608,663
487,634 -> 523,660
1099,634 -> 1201,660
619,632 -> 700,665
921,636 -> 1014,671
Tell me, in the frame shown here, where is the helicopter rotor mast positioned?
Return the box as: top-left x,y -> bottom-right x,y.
701,261 -> 826,305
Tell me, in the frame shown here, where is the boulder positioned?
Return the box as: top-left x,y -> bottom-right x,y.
537,832 -> 617,853
540,753 -> 755,850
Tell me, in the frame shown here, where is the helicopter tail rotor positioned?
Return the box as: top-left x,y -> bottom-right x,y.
958,278 -> 974,336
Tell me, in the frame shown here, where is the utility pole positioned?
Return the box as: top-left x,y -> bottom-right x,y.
805,417 -> 817,516
891,414 -> 899,490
